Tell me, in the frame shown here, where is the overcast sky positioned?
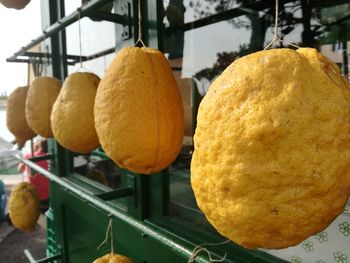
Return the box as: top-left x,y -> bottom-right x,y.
0,1 -> 41,96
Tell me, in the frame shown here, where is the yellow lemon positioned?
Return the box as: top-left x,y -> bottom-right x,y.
51,72 -> 100,153
26,76 -> 61,138
93,253 -> 133,263
8,182 -> 40,232
6,86 -> 36,144
191,48 -> 350,249
95,47 -> 184,174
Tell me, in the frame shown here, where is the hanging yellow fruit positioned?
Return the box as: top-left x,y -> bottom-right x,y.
95,47 -> 184,174
6,86 -> 36,145
92,253 -> 133,263
191,48 -> 350,249
51,72 -> 100,153
8,182 -> 40,232
0,0 -> 30,9
26,76 -> 61,138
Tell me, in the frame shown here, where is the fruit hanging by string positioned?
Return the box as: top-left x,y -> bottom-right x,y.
191,48 -> 350,249
94,216 -> 133,263
6,86 -> 36,145
8,182 -> 40,232
94,47 -> 184,174
51,72 -> 100,153
92,253 -> 133,263
26,77 -> 61,138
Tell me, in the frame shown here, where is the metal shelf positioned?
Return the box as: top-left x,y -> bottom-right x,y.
6,0 -> 129,65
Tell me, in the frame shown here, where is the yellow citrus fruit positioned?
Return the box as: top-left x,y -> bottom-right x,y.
8,182 -> 40,232
6,86 -> 36,144
191,48 -> 350,249
95,47 -> 184,174
93,253 -> 133,263
26,76 -> 61,138
51,72 -> 100,153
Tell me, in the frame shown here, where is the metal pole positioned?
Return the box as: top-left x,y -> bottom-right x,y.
14,155 -> 209,262
6,0 -> 116,62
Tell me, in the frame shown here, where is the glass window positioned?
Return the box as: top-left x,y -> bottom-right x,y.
64,0 -> 116,76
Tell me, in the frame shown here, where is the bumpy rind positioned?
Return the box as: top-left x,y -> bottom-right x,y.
191,48 -> 350,249
51,72 -> 100,153
94,47 -> 184,174
26,76 -> 61,138
8,182 -> 40,232
92,253 -> 133,263
6,86 -> 36,144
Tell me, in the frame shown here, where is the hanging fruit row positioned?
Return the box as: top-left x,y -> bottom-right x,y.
6,47 -> 185,175
7,45 -> 350,252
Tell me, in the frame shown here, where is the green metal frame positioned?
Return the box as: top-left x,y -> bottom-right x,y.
17,154 -> 287,263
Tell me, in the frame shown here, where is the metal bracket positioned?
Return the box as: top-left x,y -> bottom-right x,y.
24,249 -> 61,263
87,10 -> 129,24
95,187 -> 133,201
114,0 -> 132,40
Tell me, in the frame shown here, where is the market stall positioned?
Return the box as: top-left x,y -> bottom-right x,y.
4,0 -> 350,262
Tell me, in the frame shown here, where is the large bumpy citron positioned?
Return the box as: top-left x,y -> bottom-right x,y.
51,72 -> 100,153
6,86 -> 36,144
8,182 -> 40,232
191,48 -> 350,249
95,47 -> 184,174
26,77 -> 61,138
93,253 -> 133,263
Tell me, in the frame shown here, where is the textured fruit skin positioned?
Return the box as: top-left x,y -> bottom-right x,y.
6,86 -> 36,144
0,0 -> 30,9
191,48 -> 350,249
26,77 -> 61,138
51,72 -> 100,153
93,253 -> 133,263
8,182 -> 40,232
95,47 -> 184,174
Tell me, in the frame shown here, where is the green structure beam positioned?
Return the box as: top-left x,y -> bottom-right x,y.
6,0 -> 123,63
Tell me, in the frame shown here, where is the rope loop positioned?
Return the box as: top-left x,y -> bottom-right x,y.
97,215 -> 114,254
188,240 -> 231,263
264,0 -> 301,50
135,0 -> 146,47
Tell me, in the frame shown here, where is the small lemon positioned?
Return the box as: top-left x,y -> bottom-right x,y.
26,76 -> 61,138
9,182 -> 40,232
92,253 -> 133,263
6,86 -> 36,144
51,72 -> 100,153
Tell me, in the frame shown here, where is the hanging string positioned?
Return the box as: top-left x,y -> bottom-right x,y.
110,216 -> 114,254
77,11 -> 84,69
188,239 -> 231,263
264,0 -> 280,50
278,39 -> 301,49
30,57 -> 43,77
264,0 -> 301,50
97,215 -> 114,254
135,0 -> 146,47
103,55 -> 107,73
43,30 -> 49,76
